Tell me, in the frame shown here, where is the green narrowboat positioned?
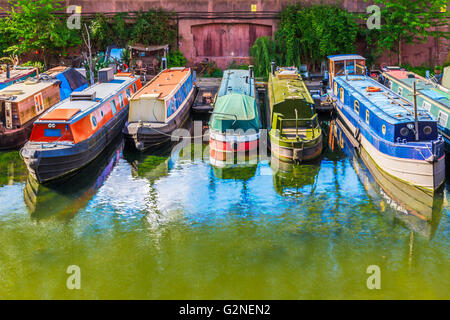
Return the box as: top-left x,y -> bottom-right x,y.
268,66 -> 322,163
381,66 -> 450,153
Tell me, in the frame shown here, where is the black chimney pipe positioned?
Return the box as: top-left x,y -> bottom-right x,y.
6,65 -> 10,79
271,61 -> 276,76
249,65 -> 254,78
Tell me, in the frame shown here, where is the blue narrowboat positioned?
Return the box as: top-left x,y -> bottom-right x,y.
380,66 -> 450,154
327,55 -> 445,192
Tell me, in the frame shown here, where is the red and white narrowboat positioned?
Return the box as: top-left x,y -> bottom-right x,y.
21,68 -> 142,183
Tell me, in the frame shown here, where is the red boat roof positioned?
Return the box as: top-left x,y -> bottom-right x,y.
40,108 -> 81,121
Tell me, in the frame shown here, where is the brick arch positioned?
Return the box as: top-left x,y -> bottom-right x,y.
191,23 -> 272,66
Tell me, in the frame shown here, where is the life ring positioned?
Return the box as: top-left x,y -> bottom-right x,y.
366,86 -> 381,92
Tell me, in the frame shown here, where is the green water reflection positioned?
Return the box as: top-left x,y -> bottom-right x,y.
0,134 -> 448,299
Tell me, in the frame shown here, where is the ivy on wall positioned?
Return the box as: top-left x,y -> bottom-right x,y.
89,10 -> 177,51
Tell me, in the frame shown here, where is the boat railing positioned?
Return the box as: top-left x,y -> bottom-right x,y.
276,113 -> 320,140
211,112 -> 238,126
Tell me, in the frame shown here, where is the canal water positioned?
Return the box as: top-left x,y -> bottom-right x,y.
0,121 -> 448,299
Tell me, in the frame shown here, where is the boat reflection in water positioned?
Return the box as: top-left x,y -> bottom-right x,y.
270,155 -> 321,197
209,148 -> 257,180
0,151 -> 28,187
331,119 -> 443,239
23,136 -> 124,221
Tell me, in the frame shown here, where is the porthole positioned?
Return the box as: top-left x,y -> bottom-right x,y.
400,127 -> 409,136
365,110 -> 369,124
354,100 -> 360,114
382,124 -> 386,135
92,116 -> 97,128
423,126 -> 432,135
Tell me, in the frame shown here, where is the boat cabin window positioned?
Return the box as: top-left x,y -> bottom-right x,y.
340,88 -> 344,103
354,100 -> 360,114
126,88 -> 131,99
92,115 -> 98,128
334,82 -> 338,96
111,100 -> 117,115
133,83 -> 137,93
365,109 -> 370,124
422,101 -> 431,112
438,111 -> 448,127
335,62 -> 345,76
119,94 -> 124,108
44,128 -> 61,137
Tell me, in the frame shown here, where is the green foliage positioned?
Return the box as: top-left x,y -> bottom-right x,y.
226,61 -> 249,70
250,36 -> 281,78
130,9 -> 177,46
250,5 -> 358,78
0,0 -> 81,63
22,60 -> 45,72
167,49 -> 187,68
277,4 -> 359,69
365,0 -> 450,65
197,61 -> 223,78
88,10 -> 177,51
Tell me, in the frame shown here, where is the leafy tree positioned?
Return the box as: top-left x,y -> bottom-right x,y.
167,49 -> 186,68
250,4 -> 358,77
130,9 -> 177,46
366,0 -> 450,65
276,4 -> 359,70
250,36 -> 281,78
1,0 -> 81,65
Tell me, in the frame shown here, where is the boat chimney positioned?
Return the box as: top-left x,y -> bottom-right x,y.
271,61 -> 276,76
161,57 -> 167,71
6,65 -> 10,79
249,65 -> 254,78
413,81 -> 419,141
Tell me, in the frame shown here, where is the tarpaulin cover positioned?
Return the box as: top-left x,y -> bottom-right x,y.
210,93 -> 260,132
56,68 -> 88,100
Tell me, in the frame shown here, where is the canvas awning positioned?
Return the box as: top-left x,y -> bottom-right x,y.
128,44 -> 169,52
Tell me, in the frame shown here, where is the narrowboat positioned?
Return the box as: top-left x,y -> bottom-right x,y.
331,118 -> 443,237
268,66 -> 322,163
209,68 -> 261,162
380,66 -> 450,153
0,66 -> 37,90
0,67 -> 87,150
24,136 -> 124,220
21,68 -> 142,183
327,54 -> 445,192
124,67 -> 196,151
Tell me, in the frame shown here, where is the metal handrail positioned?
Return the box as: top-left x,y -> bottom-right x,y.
277,114 -> 319,140
210,111 -> 238,126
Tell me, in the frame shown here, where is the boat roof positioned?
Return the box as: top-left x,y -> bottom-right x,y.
383,69 -> 450,109
0,66 -> 36,83
218,69 -> 256,98
38,74 -> 137,122
214,94 -> 256,121
270,68 -> 314,105
335,75 -> 434,124
133,67 -> 190,100
328,54 -> 366,62
0,80 -> 56,103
